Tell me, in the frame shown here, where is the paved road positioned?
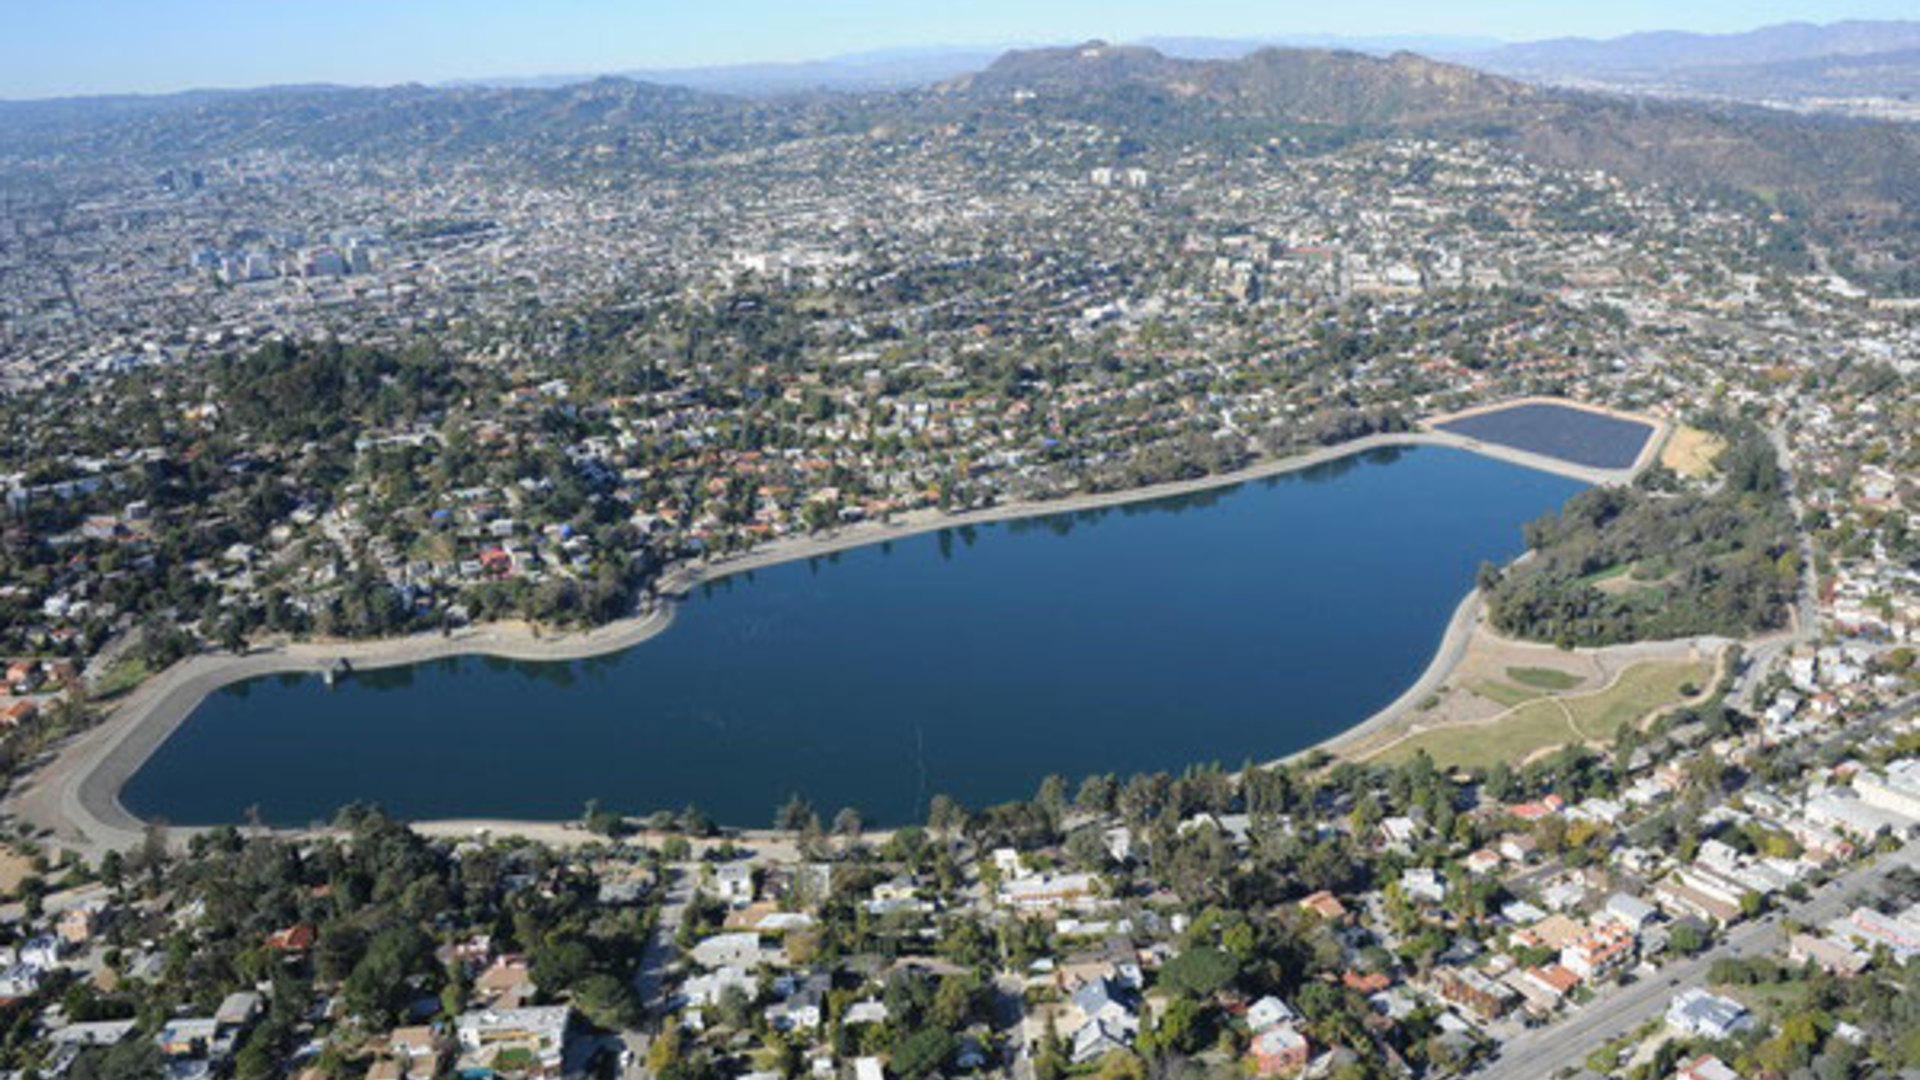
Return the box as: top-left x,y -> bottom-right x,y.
1475,839 -> 1919,1080
1735,426 -> 1820,710
635,863 -> 694,1020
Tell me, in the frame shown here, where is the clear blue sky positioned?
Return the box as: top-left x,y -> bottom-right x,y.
3,0 -> 1913,99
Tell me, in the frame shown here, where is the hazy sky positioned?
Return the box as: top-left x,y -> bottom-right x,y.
3,0 -> 1914,99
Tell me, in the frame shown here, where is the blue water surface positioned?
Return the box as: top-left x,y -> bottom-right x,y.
1437,403 -> 1653,470
123,446 -> 1583,827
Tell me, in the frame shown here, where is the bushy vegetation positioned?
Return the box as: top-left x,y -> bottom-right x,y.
1482,422 -> 1797,646
39,805 -> 650,1080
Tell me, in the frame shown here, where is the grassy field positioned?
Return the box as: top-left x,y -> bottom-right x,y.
1508,666 -> 1583,691
89,657 -> 150,701
1574,563 -> 1633,588
1375,657 -> 1714,769
1471,679 -> 1544,708
1469,666 -> 1585,708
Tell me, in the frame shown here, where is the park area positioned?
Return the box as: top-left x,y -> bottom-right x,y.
1369,654 -> 1717,769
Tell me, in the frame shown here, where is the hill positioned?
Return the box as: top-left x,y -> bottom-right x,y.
5,42 -> 1917,284
1457,19 -> 1920,81
932,43 -> 1920,250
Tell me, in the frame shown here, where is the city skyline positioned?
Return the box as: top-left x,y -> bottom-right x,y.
4,0 -> 1919,100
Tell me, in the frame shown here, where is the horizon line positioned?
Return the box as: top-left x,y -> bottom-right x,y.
2,15 -> 1902,106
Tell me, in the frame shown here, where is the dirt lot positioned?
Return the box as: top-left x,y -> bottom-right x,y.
1660,426 -> 1726,479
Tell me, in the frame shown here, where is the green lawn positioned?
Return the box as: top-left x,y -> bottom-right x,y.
1574,563 -> 1633,588
1375,657 -> 1714,769
90,657 -> 150,701
1562,660 -> 1710,741
1471,679 -> 1545,708
1507,666 -> 1584,691
1720,979 -> 1821,1021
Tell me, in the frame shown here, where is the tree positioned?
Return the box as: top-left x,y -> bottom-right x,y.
890,1029 -> 954,1079
1034,1017 -> 1068,1080
440,969 -> 472,1018
70,1038 -> 164,1080
928,975 -> 974,1032
1035,774 -> 1069,821
1156,947 -> 1239,1000
532,939 -> 595,992
343,924 -> 433,1025
648,1025 -> 684,1073
776,794 -> 819,833
927,794 -> 963,833
833,807 -> 864,840
232,1022 -> 283,1080
716,984 -> 754,1030
1066,827 -> 1113,872
1075,774 -> 1118,815
1668,922 -> 1707,956
1144,996 -> 1203,1056
99,849 -> 125,893
574,974 -> 642,1029
314,923 -> 369,984
582,798 -> 624,837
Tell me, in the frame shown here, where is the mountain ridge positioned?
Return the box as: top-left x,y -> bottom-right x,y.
1458,18 -> 1920,79
3,40 -> 1914,281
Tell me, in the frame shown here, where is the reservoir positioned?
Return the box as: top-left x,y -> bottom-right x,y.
1435,402 -> 1654,470
122,445 -> 1584,828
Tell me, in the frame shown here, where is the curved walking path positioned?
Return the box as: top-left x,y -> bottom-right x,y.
1347,631 -> 1737,766
6,416 -> 1657,858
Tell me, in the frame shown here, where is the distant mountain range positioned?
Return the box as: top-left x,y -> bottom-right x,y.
1451,20 -> 1920,114
940,44 -> 1920,217
394,21 -> 1920,113
444,47 -> 1006,96
3,38 -> 1916,283
436,36 -> 1504,98
1456,20 -> 1920,80
7,20 -> 1913,111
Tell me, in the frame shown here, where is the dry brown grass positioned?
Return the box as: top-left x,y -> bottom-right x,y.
1661,426 -> 1725,479
0,847 -> 38,895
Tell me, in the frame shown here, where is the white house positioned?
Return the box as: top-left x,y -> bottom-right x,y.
1246,995 -> 1299,1033
455,1006 -> 571,1072
1667,989 -> 1754,1040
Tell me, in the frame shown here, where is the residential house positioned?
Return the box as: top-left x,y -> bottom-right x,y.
1298,891 -> 1348,921
156,1018 -> 220,1058
1599,893 -> 1659,932
475,956 -> 536,1008
1000,873 -> 1098,910
1667,989 -> 1755,1040
1677,1055 -> 1743,1080
690,932 -> 774,969
1249,1024 -> 1310,1076
713,864 -> 756,907
1434,967 -> 1517,1020
455,1006 -> 571,1075
56,902 -> 107,946
1246,996 -> 1298,1033
1522,965 -> 1579,1004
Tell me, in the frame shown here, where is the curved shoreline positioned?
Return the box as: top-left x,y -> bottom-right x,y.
21,422 -> 1652,855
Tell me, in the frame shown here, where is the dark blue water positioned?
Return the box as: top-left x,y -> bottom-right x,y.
1437,403 -> 1653,470
123,446 -> 1583,828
